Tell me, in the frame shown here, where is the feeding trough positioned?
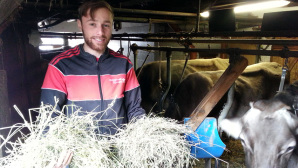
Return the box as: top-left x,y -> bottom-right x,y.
184,117 -> 225,159
184,55 -> 248,167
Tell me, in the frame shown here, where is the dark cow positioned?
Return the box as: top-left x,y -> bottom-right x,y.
164,62 -> 286,121
220,81 -> 298,168
136,58 -> 229,113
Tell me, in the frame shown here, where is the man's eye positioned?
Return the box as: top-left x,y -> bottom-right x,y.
104,24 -> 110,28
90,23 -> 96,26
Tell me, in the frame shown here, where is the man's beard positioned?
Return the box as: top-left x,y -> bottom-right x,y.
84,36 -> 103,52
82,31 -> 109,52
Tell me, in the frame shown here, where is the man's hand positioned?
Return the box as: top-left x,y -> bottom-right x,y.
47,150 -> 73,168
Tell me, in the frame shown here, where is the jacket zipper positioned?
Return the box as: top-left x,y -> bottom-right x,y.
97,61 -> 104,111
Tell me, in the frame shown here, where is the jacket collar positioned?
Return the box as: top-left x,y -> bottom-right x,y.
79,44 -> 110,63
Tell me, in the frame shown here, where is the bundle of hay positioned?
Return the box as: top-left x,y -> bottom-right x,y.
0,105 -> 119,168
114,116 -> 195,168
0,103 -> 197,168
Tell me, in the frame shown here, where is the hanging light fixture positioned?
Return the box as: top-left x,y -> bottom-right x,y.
234,0 -> 290,13
200,0 -> 290,17
200,11 -> 209,17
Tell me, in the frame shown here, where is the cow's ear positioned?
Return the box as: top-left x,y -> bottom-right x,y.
219,118 -> 243,139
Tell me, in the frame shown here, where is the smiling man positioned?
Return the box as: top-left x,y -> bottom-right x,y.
40,0 -> 146,136
77,1 -> 113,57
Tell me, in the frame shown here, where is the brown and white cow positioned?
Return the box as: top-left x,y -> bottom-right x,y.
220,81 -> 298,168
164,62 -> 286,121
136,58 -> 229,113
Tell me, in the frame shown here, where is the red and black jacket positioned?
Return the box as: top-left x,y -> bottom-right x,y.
41,44 -> 146,135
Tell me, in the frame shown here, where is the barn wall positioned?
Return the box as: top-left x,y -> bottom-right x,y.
109,22 -> 155,69
0,22 -> 44,152
151,23 -> 221,61
271,37 -> 298,84
220,27 -> 259,65
0,70 -> 9,157
0,37 -> 7,157
270,57 -> 297,84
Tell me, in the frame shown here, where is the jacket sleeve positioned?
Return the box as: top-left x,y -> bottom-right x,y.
40,64 -> 67,113
124,67 -> 146,121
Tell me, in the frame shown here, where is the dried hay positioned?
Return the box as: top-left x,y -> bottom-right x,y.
0,104 -> 118,168
114,115 -> 195,168
0,103 -> 200,168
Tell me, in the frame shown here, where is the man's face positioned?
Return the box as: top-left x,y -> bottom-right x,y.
77,8 -> 113,56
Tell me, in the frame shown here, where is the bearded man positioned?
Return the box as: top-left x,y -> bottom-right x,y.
40,0 -> 146,136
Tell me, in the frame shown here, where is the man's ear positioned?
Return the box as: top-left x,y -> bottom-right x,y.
77,19 -> 82,31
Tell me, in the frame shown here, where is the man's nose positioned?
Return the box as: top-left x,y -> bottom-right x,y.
96,26 -> 104,35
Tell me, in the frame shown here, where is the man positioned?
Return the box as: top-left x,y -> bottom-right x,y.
41,0 -> 146,136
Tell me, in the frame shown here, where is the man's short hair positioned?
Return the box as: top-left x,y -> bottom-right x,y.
78,0 -> 114,21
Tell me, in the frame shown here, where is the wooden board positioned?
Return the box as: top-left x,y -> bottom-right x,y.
0,70 -> 10,157
0,0 -> 23,28
187,56 -> 248,131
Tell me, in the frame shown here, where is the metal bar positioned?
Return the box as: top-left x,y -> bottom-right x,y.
40,31 -> 298,38
112,38 -> 298,46
39,32 -> 298,45
115,17 -> 188,24
114,8 -> 197,17
159,50 -> 172,113
195,0 -> 201,33
130,45 -> 298,57
132,44 -> 138,70
112,31 -> 298,38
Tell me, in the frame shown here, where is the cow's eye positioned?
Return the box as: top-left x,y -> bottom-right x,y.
278,145 -> 295,159
279,140 -> 296,156
285,146 -> 295,154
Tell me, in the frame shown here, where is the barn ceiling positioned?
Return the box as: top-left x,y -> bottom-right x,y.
1,0 -> 298,32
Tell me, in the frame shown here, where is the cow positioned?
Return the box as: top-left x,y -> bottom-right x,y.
220,81 -> 298,168
164,62 -> 286,121
136,58 -> 229,114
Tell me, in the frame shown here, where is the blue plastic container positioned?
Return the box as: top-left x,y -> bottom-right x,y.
184,117 -> 226,159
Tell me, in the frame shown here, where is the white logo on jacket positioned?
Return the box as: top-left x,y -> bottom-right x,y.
109,78 -> 125,84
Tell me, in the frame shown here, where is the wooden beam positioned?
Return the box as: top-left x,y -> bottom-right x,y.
188,56 -> 248,131
0,0 -> 23,26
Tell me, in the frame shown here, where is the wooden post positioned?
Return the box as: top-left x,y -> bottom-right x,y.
188,55 -> 248,131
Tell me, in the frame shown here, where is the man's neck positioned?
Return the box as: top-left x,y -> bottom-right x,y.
83,44 -> 104,58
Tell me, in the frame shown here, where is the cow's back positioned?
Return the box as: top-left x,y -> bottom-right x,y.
227,62 -> 285,118
165,61 -> 286,121
136,58 -> 229,113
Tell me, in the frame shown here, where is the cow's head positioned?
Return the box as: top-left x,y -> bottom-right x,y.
220,100 -> 298,168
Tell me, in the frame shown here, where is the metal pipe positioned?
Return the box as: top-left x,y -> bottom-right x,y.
115,17 -> 189,24
112,38 -> 298,46
114,8 -> 197,17
195,0 -> 201,33
130,45 -> 298,57
131,43 -> 138,70
39,32 -> 298,45
112,31 -> 298,38
159,50 -> 172,113
40,31 -> 298,38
